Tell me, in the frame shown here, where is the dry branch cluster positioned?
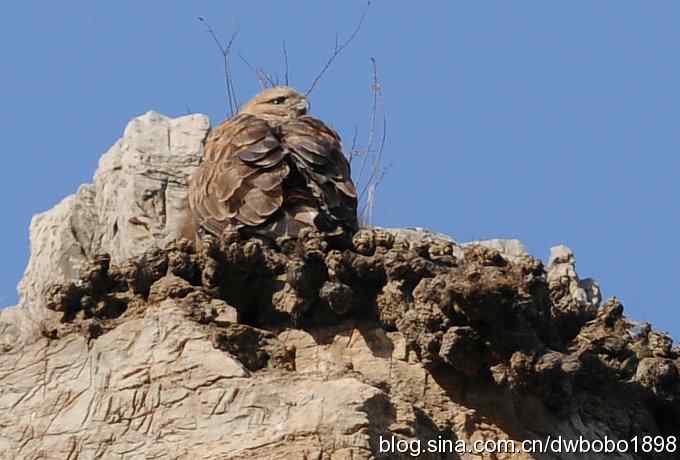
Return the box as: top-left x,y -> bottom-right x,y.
199,1 -> 386,226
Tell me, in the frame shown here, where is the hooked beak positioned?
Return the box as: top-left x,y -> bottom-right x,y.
295,99 -> 310,116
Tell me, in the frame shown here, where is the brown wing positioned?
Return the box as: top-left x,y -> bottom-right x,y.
189,113 -> 290,236
281,116 -> 358,231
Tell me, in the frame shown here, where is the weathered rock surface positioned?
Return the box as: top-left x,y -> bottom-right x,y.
1,112 -> 678,460
6,112 -> 210,342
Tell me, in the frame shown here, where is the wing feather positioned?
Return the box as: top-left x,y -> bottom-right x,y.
188,113 -> 289,236
188,108 -> 358,238
281,116 -> 358,231
237,135 -> 280,162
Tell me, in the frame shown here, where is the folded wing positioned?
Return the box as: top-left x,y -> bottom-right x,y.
189,114 -> 358,238
282,116 -> 358,231
189,114 -> 289,236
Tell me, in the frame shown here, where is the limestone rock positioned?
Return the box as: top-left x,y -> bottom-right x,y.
1,112 -> 678,460
466,238 -> 529,263
4,112 -> 209,343
0,300 -> 380,459
547,244 -> 602,340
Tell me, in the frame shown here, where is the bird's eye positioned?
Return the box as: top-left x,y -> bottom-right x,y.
271,97 -> 287,105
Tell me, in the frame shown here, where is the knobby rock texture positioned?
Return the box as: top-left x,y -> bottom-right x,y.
0,113 -> 678,460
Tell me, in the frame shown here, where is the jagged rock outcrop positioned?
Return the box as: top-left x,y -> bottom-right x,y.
1,112 -> 678,460
3,112 -> 209,344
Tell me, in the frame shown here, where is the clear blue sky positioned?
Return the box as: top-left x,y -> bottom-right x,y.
1,2 -> 679,340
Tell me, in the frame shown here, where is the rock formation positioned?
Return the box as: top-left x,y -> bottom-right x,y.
0,112 -> 678,459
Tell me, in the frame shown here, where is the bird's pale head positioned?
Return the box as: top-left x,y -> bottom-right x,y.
239,86 -> 310,122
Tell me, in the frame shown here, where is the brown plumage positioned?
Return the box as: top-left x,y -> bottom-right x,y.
186,86 -> 358,241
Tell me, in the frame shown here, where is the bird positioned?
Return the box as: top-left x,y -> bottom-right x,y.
184,86 -> 358,243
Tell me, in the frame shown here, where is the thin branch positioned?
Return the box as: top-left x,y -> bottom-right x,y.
356,56 -> 380,186
364,184 -> 376,228
224,30 -> 240,113
282,40 -> 290,86
197,17 -> 239,117
239,54 -> 266,89
348,125 -> 359,163
366,57 -> 379,158
360,115 -> 388,202
259,68 -> 276,88
356,57 -> 383,193
351,58 -> 388,226
305,1 -> 372,96
225,48 -> 240,112
238,53 -> 275,89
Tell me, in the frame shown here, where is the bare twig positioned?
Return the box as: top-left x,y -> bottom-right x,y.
365,183 -> 376,228
197,17 -> 239,116
348,125 -> 360,163
355,57 -> 381,189
358,115 -> 388,225
259,68 -> 276,88
226,49 -> 240,111
359,115 -> 387,201
347,58 -> 388,227
282,41 -> 290,86
238,53 -> 275,89
366,57 -> 380,160
305,1 -> 372,96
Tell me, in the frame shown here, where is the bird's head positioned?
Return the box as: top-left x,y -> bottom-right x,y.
239,86 -> 310,122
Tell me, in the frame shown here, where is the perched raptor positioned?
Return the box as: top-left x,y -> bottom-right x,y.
185,86 -> 358,241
